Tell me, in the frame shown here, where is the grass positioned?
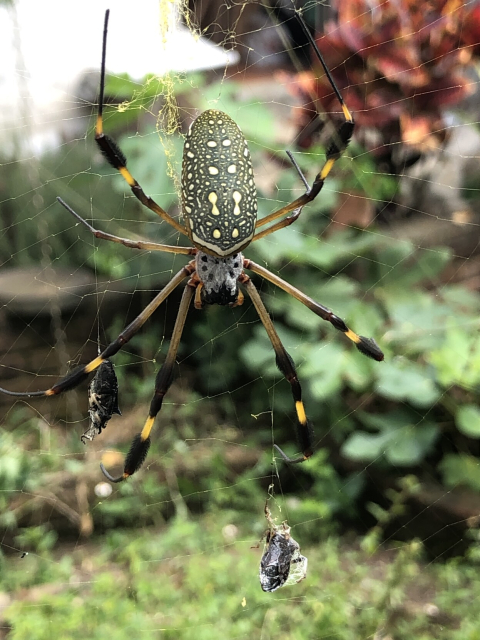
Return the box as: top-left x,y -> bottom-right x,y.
2,508 -> 480,640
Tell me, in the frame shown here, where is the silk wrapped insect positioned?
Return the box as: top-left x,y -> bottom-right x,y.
81,360 -> 121,444
259,505 -> 307,593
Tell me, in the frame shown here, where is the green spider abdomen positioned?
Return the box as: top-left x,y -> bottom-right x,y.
181,109 -> 257,257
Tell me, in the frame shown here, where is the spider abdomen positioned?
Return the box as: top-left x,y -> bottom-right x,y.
181,109 -> 257,258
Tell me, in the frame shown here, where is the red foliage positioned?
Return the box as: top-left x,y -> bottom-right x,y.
295,0 -> 479,155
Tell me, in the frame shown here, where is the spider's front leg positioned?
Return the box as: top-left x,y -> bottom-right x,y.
251,10 -> 356,243
0,266 -> 191,399
94,10 -> 187,237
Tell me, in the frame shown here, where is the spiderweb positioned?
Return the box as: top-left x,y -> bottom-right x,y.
1,0 -> 480,637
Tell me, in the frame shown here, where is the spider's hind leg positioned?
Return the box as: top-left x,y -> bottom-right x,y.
241,275 -> 313,464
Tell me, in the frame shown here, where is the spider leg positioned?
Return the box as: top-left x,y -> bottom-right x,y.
252,204 -> 304,243
95,10 -> 187,238
0,265 -> 192,398
100,283 -> 194,482
253,10 -> 354,242
250,152 -> 308,242
244,259 -> 384,361
240,274 -> 313,464
57,198 -> 195,256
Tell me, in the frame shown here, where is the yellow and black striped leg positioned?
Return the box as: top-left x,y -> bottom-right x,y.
101,283 -> 195,482
244,260 -> 384,361
0,266 -> 192,399
253,113 -> 354,242
240,275 -> 313,464
58,198 -> 195,256
252,10 -> 354,243
249,152 -> 309,241
94,10 -> 187,237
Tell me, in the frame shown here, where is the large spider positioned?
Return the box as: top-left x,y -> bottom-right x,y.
0,9 -> 383,483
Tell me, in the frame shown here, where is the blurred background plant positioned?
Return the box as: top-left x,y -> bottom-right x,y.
292,0 -> 480,168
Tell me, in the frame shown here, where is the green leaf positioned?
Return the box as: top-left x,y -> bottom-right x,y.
239,337 -> 273,370
429,325 -> 480,388
440,453 -> 480,492
118,131 -> 181,206
200,82 -> 276,145
357,408 -> 412,431
384,423 -> 438,466
342,409 -> 439,465
341,430 -> 393,461
441,285 -> 480,311
343,349 -> 376,391
303,342 -> 346,399
376,243 -> 450,288
375,358 -> 440,406
456,404 -> 480,438
382,289 -> 451,353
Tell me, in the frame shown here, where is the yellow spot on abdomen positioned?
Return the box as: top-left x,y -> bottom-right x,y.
208,191 -> 220,216
209,166 -> 219,175
213,229 -> 221,239
232,190 -> 242,215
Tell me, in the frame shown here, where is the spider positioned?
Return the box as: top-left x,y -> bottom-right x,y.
0,9 -> 384,483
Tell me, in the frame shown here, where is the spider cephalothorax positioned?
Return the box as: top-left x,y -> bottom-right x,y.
194,251 -> 244,306
0,9 -> 384,483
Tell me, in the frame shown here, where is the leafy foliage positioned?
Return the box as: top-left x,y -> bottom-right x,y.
295,0 -> 480,158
